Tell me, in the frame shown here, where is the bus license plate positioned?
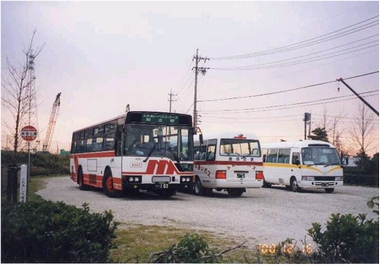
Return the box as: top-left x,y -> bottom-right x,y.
237,173 -> 245,178
156,183 -> 169,189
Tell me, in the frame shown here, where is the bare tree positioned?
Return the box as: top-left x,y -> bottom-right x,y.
349,102 -> 377,156
1,30 -> 44,152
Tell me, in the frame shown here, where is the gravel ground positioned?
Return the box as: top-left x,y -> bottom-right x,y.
36,176 -> 379,249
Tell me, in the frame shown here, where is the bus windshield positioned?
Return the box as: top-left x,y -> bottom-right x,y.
301,146 -> 341,166
123,124 -> 193,161
219,138 -> 261,157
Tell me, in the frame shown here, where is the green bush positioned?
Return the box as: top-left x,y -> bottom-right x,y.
1,200 -> 118,263
1,150 -> 70,176
307,213 -> 379,263
148,233 -> 221,263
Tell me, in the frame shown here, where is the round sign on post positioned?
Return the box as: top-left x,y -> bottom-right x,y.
20,125 -> 38,141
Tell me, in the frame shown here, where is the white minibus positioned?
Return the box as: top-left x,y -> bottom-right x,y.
261,140 -> 343,193
193,133 -> 264,197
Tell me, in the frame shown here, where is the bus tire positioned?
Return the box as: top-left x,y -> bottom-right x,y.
102,169 -> 122,198
262,178 -> 271,188
227,188 -> 244,197
194,178 -> 205,196
290,177 -> 300,192
78,167 -> 89,190
325,188 -> 335,193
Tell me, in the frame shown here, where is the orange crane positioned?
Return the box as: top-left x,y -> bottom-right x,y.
42,92 -> 61,152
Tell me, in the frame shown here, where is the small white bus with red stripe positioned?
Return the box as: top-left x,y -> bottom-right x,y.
70,111 -> 195,198
193,133 -> 264,197
261,140 -> 343,193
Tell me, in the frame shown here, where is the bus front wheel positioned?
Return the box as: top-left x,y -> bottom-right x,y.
102,170 -> 122,198
194,178 -> 204,196
290,177 -> 300,192
194,178 -> 212,196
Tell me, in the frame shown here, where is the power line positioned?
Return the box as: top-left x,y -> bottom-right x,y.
210,42 -> 378,70
198,70 -> 379,103
200,91 -> 378,114
210,15 -> 379,60
175,59 -> 194,96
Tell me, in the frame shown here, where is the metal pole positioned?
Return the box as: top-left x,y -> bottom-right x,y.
25,142 -> 30,201
193,49 -> 199,128
337,78 -> 379,116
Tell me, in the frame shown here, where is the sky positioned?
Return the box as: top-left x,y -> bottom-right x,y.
1,1 -> 379,156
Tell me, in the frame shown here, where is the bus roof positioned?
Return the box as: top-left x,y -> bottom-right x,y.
261,140 -> 335,149
72,111 -> 192,133
194,131 -> 260,142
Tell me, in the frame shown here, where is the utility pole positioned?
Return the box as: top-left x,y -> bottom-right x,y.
337,77 -> 379,116
192,49 -> 209,128
304,112 -> 311,140
168,89 -> 177,113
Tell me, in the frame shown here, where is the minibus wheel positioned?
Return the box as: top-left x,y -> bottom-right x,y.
290,177 -> 300,192
194,178 -> 205,196
103,169 -> 122,198
325,188 -> 334,193
262,178 -> 271,188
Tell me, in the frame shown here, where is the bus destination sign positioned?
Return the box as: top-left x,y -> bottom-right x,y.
141,113 -> 179,125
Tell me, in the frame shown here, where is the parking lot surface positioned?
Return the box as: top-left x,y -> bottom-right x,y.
37,176 -> 379,249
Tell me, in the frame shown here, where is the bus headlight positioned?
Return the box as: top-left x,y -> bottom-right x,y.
301,176 -> 314,181
335,176 -> 343,181
129,177 -> 134,182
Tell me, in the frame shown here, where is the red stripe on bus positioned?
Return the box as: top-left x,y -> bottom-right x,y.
70,151 -> 115,158
194,161 -> 263,166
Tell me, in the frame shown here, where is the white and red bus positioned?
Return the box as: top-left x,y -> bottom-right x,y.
192,133 -> 264,197
261,140 -> 343,193
70,111 -> 195,198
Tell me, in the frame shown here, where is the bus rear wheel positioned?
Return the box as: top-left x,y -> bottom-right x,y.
78,168 -> 89,190
290,177 -> 300,192
102,170 -> 122,198
227,188 -> 244,197
325,188 -> 335,193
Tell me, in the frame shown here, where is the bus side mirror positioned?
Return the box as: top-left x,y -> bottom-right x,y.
199,134 -> 204,145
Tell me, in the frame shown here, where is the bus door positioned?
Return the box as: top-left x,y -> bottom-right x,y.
289,150 -> 301,185
221,140 -> 256,184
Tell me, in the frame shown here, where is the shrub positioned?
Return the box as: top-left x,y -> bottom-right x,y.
1,201 -> 119,263
307,213 -> 379,263
148,233 -> 221,263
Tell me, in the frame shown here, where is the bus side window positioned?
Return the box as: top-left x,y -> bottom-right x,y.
206,145 -> 216,161
292,152 -> 300,165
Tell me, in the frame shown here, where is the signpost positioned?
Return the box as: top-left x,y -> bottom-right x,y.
20,125 -> 38,141
20,125 -> 38,202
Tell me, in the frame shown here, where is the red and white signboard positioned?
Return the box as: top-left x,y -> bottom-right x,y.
20,125 -> 38,141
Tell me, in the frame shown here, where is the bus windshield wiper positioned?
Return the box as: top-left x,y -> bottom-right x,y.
143,143 -> 156,162
169,148 -> 180,164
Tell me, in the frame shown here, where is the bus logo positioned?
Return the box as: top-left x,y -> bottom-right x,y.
146,160 -> 179,174
130,162 -> 142,168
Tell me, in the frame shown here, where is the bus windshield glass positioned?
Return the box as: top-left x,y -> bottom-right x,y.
123,124 -> 193,161
219,138 -> 261,157
301,146 -> 341,166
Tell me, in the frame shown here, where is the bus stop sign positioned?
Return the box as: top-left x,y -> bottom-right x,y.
20,125 -> 38,141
